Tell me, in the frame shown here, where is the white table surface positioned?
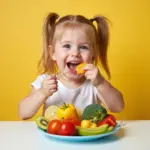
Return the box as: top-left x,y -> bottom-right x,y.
0,120 -> 149,150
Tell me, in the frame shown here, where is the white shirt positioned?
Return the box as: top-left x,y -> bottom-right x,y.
31,74 -> 102,112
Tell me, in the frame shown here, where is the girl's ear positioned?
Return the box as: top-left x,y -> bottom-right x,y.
49,45 -> 56,60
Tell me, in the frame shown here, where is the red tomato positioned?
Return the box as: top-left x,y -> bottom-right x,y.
47,119 -> 62,134
58,122 -> 76,136
63,118 -> 81,126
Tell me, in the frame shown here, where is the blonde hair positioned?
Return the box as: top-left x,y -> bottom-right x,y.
38,12 -> 111,79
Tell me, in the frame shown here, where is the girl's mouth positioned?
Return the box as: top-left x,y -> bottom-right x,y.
67,62 -> 80,73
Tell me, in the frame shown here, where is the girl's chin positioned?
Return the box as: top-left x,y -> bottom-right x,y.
65,73 -> 84,81
62,69 -> 84,80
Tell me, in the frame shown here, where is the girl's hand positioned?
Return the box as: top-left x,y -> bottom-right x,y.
41,75 -> 58,97
84,64 -> 104,87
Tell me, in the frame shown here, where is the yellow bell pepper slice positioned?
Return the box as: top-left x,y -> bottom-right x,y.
76,63 -> 87,74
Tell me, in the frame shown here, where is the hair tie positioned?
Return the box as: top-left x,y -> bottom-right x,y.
90,18 -> 94,22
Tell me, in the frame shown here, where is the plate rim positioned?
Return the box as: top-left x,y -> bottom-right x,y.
38,124 -> 121,141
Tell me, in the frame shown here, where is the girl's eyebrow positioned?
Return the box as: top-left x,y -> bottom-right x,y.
60,41 -> 91,45
79,42 -> 91,45
60,41 -> 72,44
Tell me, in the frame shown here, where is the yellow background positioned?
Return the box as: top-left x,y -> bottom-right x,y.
0,0 -> 150,121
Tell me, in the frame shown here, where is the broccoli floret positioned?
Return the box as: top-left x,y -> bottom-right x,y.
82,104 -> 107,123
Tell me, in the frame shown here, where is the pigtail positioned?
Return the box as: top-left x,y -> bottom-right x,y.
91,16 -> 111,79
38,12 -> 59,74
43,12 -> 59,50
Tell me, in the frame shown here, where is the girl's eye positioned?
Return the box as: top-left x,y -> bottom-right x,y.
63,44 -> 71,48
79,45 -> 89,50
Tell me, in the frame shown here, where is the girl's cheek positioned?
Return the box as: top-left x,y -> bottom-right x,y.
83,55 -> 93,62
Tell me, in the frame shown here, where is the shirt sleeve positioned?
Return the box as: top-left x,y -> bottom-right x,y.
30,74 -> 47,89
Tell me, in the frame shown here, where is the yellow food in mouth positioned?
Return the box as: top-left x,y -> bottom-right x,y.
76,63 -> 87,74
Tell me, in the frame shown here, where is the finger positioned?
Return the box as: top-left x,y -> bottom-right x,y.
47,79 -> 58,85
84,70 -> 93,76
51,74 -> 57,79
83,64 -> 95,70
48,83 -> 58,90
46,75 -> 57,80
49,88 -> 58,93
85,74 -> 93,80
85,68 -> 99,76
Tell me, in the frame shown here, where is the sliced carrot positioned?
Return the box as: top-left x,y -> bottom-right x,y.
76,63 -> 87,74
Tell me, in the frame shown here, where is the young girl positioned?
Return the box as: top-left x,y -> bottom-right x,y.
18,12 -> 124,120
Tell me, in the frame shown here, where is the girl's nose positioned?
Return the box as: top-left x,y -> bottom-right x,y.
70,48 -> 80,57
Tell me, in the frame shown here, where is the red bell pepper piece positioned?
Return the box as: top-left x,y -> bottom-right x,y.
97,114 -> 116,127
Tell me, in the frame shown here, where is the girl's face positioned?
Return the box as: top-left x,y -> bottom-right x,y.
51,28 -> 94,79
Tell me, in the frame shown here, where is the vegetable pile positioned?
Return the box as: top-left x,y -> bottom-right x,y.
36,103 -> 117,136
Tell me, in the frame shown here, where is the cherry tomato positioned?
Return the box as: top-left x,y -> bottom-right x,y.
47,119 -> 62,134
58,122 -> 76,136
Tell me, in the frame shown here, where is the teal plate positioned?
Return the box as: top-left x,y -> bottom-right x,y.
38,124 -> 121,142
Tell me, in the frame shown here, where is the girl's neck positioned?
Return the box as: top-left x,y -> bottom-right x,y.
58,74 -> 86,89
